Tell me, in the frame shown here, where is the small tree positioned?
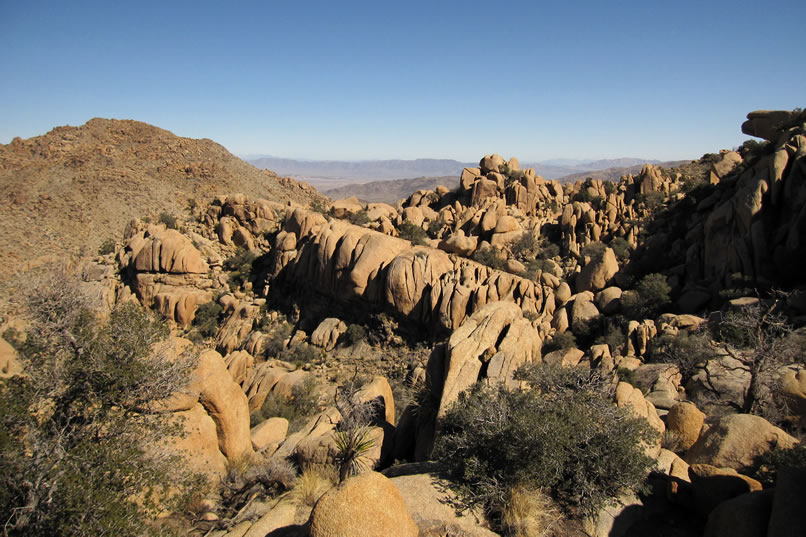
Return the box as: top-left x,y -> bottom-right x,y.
621,273 -> 671,320
0,267 -> 199,537
711,300 -> 806,415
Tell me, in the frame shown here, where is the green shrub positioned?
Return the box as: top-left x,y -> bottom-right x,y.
191,299 -> 223,339
310,199 -> 328,214
398,222 -> 428,246
426,220 -> 443,239
435,364 -> 655,521
647,330 -> 712,380
621,273 -> 670,320
98,238 -> 115,255
609,237 -> 631,263
513,231 -> 539,256
617,367 -> 639,389
541,331 -> 577,353
580,241 -> 606,259
537,242 -> 560,260
224,247 -> 258,288
158,212 -> 178,229
754,444 -> 806,487
348,209 -> 370,226
472,246 -> 507,271
345,324 -> 367,345
251,377 -> 320,432
604,181 -> 617,195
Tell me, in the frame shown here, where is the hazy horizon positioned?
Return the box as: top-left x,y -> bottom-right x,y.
2,1 -> 804,162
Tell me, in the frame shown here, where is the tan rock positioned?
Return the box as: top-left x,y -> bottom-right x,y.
438,231 -> 478,256
168,403 -> 228,478
576,247 -> 619,293
555,281 -> 572,304
309,471 -> 418,537
311,318 -> 347,351
354,376 -> 396,426
479,154 -> 505,174
330,197 -> 364,218
243,502 -> 297,537
251,417 -> 289,452
132,228 -> 208,274
685,414 -> 798,470
494,215 -> 520,234
666,402 -> 705,452
595,286 -> 622,314
615,381 -> 664,456
192,349 -> 254,459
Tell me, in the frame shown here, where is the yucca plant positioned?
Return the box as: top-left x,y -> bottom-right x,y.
334,425 -> 376,483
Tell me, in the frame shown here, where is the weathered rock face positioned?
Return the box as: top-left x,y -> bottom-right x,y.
685,413 -> 798,470
121,223 -> 213,327
309,471 -> 418,537
434,301 -> 541,417
269,208 -> 556,333
311,318 -> 347,351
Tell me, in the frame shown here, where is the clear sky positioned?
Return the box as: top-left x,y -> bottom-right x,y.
1,0 -> 803,162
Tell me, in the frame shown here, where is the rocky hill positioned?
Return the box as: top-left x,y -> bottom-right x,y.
0,118 -> 322,294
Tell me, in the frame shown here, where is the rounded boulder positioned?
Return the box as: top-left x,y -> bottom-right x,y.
309,471 -> 418,537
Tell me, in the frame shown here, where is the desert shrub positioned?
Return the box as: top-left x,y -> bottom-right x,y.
753,444 -> 806,487
0,268 -> 200,537
644,191 -> 665,212
616,367 -> 639,389
609,237 -> 631,263
435,364 -> 655,522
344,323 -> 367,345
472,246 -> 507,271
224,247 -> 258,288
594,322 -> 626,355
502,484 -> 560,537
604,181 -> 617,195
98,237 -> 115,255
580,241 -> 606,259
158,211 -> 178,229
251,377 -> 320,431
572,189 -> 593,203
542,331 -> 576,353
513,231 -> 540,256
398,222 -> 428,246
536,242 -> 560,260
347,209 -> 370,226
191,298 -> 223,339
264,322 -> 292,357
621,273 -> 670,320
310,198 -> 328,214
279,342 -> 322,368
426,220 -> 443,239
288,466 -> 337,506
647,330 -> 712,380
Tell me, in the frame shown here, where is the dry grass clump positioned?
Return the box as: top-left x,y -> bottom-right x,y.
285,465 -> 338,507
502,485 -> 561,537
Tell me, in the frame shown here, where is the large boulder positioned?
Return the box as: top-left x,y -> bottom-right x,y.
666,402 -> 705,452
685,414 -> 798,471
614,381 -> 665,456
741,110 -> 799,142
576,247 -> 619,293
309,471 -> 418,537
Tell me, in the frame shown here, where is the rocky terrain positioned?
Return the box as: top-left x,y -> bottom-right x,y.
2,109 -> 806,537
0,118 -> 323,297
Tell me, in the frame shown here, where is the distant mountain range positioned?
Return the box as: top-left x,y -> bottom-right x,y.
245,156 -> 663,185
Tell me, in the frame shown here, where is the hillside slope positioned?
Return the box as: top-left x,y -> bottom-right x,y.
0,118 -> 320,290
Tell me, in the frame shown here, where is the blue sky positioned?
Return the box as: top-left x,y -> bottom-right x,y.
1,1 -> 803,162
